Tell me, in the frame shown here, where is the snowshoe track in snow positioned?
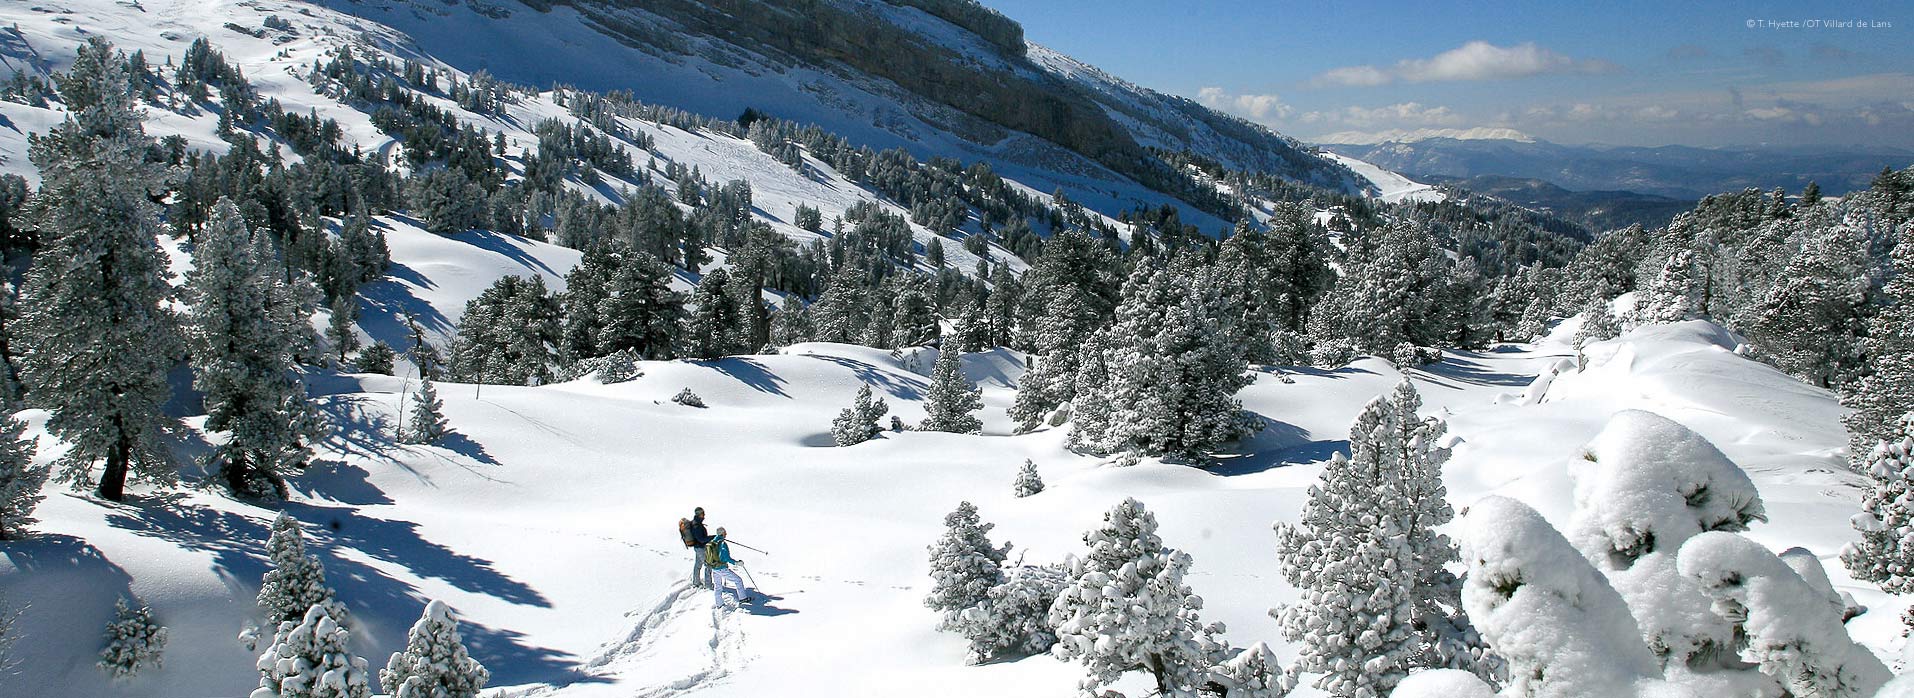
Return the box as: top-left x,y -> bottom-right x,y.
580,580 -> 749,697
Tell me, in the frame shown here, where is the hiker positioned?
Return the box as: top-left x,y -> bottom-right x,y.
706,527 -> 754,609
679,507 -> 712,589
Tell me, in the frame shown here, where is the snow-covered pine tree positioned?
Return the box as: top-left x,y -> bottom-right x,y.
257,513 -> 340,624
187,199 -> 327,499
597,250 -> 683,360
355,342 -> 396,376
830,384 -> 888,446
1572,296 -> 1621,356
17,38 -> 182,502
1843,226 -> 1914,463
1274,381 -> 1492,696
1680,532 -> 1891,698
1739,223 -> 1869,388
98,597 -> 167,680
888,284 -> 939,348
1843,413 -> 1914,594
1008,229 -> 1117,432
403,376 -> 448,446
448,275 -> 563,386
920,349 -> 982,434
1512,297 -> 1551,342
688,267 -> 746,360
252,604 -> 371,698
326,298 -> 359,365
0,414 -> 47,540
379,600 -> 489,698
1049,498 -> 1218,697
954,563 -> 1068,664
1012,459 -> 1043,498
405,313 -> 441,380
1630,248 -> 1706,327
924,501 -> 1009,629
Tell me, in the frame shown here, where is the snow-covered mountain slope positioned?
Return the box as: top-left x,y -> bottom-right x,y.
1321,151 -> 1445,204
3,300 -> 1893,696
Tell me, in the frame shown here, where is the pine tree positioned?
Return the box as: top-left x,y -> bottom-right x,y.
1008,229 -> 1118,431
888,285 -> 939,348
186,199 -> 326,499
1844,227 -> 1914,465
448,275 -> 562,386
0,415 -> 47,540
1274,381 -> 1491,696
257,513 -> 340,624
18,38 -> 182,502
1049,498 -> 1218,698
0,280 -> 21,409
1062,329 -> 1113,451
403,376 -> 448,446
326,297 -> 360,364
1211,642 -> 1292,698
1572,296 -> 1621,357
688,268 -> 746,359
1843,413 -> 1914,593
1012,459 -> 1043,498
98,597 -> 167,680
405,314 -> 441,380
380,600 -> 489,698
597,251 -> 682,360
924,501 -> 1009,629
252,604 -> 371,698
1740,224 -> 1869,388
830,384 -> 888,446
1631,249 -> 1706,327
355,342 -> 396,376
920,349 -> 982,434
953,563 -> 1068,664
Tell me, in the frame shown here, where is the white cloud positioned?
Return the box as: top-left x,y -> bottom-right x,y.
1311,41 -> 1617,87
1299,102 -> 1464,127
1196,86 -> 1294,120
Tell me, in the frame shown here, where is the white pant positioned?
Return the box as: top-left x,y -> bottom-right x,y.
690,548 -> 711,589
712,567 -> 748,606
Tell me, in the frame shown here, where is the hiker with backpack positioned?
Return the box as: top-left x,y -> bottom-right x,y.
679,507 -> 712,589
706,527 -> 756,610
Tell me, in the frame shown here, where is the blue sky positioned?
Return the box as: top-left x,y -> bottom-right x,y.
985,0 -> 1914,147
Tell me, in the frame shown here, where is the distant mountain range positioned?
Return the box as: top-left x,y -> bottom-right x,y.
1320,137 -> 1913,201
1421,174 -> 1696,232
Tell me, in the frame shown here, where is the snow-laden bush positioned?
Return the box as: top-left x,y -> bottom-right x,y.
671,387 -> 705,408
924,501 -> 1007,630
1453,496 -> 1674,698
1844,413 -> 1914,594
0,414 -> 47,540
1779,547 -> 1862,621
1208,641 -> 1293,698
1308,337 -> 1356,369
1049,498 -> 1220,697
257,513 -> 340,624
1678,531 -> 1891,698
1011,459 -> 1043,498
252,603 -> 371,698
401,376 -> 448,445
97,597 -> 166,680
1395,668 -> 1497,698
380,600 -> 489,698
1566,410 -> 1766,668
954,563 -> 1067,664
830,384 -> 888,446
579,349 -> 641,384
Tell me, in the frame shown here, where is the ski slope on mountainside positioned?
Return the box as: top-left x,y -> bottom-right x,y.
1323,151 -> 1447,204
2,239 -> 1895,698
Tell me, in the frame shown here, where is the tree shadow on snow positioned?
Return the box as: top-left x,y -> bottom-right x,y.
0,530 -> 138,685
802,355 -> 928,400
451,228 -> 562,279
1203,417 -> 1348,477
707,357 -> 789,397
281,502 -> 550,608
435,431 -> 503,467
1413,351 -> 1537,390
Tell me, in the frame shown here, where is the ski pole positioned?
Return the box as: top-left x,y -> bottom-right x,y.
726,539 -> 770,555
738,561 -> 762,591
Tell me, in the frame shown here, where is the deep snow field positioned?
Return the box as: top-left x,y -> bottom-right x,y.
0,221 -> 1891,698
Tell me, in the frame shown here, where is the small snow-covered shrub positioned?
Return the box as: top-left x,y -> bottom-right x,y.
98,597 -> 167,680
1012,459 -> 1043,498
257,513 -> 340,624
1209,642 -> 1294,698
381,600 -> 488,698
1049,498 -> 1216,696
1392,342 -> 1420,368
1678,532 -> 1891,698
1309,337 -> 1357,368
590,350 -> 641,384
830,385 -> 888,446
955,563 -> 1067,664
253,604 -> 371,698
671,388 -> 705,408
924,502 -> 1007,629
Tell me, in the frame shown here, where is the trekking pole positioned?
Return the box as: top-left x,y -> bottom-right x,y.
738,561 -> 762,591
726,539 -> 770,555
